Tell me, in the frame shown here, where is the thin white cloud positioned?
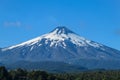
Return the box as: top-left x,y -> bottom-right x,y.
3,21 -> 21,27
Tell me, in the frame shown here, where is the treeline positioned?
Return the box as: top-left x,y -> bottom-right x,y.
1,66 -> 120,80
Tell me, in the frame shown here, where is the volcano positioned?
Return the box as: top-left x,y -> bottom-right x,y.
1,26 -> 120,72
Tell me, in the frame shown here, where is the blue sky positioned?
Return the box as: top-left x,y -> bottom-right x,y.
0,0 -> 120,50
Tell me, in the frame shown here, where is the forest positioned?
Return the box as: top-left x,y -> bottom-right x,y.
1,66 -> 120,80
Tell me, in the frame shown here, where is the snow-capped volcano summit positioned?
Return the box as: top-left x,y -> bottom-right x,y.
1,26 -> 120,70
50,26 -> 74,34
3,26 -> 101,50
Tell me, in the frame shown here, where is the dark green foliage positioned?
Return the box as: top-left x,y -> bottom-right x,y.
1,66 -> 120,80
0,66 -> 11,80
28,71 -> 48,80
9,68 -> 27,80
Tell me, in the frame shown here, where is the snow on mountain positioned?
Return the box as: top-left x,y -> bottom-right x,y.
1,26 -> 120,70
2,27 -> 102,51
